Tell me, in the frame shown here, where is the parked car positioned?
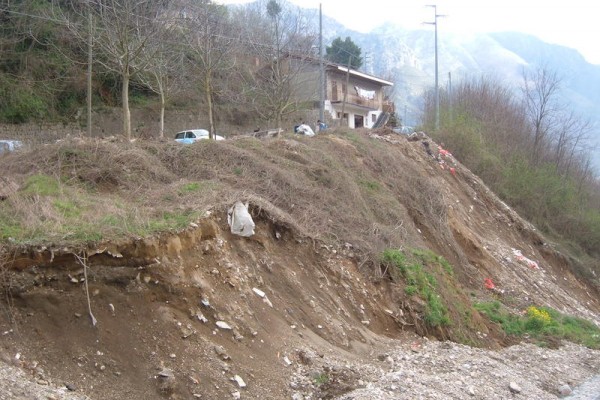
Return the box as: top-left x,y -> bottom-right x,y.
0,140 -> 23,155
174,129 -> 225,143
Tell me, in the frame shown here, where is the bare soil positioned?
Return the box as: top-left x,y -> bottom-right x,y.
1,128 -> 599,399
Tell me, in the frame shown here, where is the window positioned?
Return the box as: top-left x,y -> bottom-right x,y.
371,114 -> 377,123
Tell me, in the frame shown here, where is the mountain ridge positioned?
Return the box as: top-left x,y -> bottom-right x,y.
309,8 -> 600,169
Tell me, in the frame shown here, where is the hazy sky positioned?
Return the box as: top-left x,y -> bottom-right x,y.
217,0 -> 600,65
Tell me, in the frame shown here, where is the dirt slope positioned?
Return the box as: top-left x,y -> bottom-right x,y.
1,129 -> 599,399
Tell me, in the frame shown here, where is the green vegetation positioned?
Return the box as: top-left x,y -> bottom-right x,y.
475,301 -> 600,349
426,76 -> 600,286
0,168 -> 200,244
382,248 -> 451,327
313,372 -> 329,386
53,199 -> 82,218
21,174 -> 60,196
325,36 -> 363,69
179,182 -> 201,194
144,210 -> 199,233
358,179 -> 381,192
0,80 -> 50,123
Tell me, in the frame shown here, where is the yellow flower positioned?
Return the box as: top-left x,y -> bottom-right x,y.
527,306 -> 552,325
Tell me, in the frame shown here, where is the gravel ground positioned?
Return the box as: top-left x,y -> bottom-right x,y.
0,359 -> 91,400
568,376 -> 600,400
2,335 -> 599,400
290,336 -> 600,400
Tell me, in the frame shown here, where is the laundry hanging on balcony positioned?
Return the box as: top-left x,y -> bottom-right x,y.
354,86 -> 375,100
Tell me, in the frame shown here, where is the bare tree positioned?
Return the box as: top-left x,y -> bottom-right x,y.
551,111 -> 593,176
236,0 -> 317,130
521,66 -> 562,163
57,0 -> 164,140
182,1 -> 237,139
136,11 -> 185,139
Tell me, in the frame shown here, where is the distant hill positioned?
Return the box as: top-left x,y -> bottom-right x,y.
313,14 -> 600,170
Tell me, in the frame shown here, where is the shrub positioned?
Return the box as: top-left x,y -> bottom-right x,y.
381,248 -> 450,327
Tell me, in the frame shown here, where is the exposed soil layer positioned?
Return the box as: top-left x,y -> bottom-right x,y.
1,130 -> 599,399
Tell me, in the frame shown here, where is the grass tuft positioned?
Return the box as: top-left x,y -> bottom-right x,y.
474,301 -> 600,348
382,248 -> 451,327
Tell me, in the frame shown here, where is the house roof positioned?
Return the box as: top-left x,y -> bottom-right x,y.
281,51 -> 394,87
332,66 -> 394,87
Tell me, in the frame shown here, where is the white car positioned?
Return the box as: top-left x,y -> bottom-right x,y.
174,129 -> 225,143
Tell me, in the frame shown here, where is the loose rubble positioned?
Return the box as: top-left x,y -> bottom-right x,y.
288,337 -> 600,400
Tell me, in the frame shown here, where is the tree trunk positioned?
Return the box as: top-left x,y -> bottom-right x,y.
205,73 -> 215,139
87,10 -> 93,137
159,90 -> 165,139
122,69 -> 131,140
276,111 -> 281,132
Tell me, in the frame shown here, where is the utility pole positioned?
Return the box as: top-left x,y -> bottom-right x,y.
448,71 -> 452,123
425,5 -> 443,131
319,3 -> 324,122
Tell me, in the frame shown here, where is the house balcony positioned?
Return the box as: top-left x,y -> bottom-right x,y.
330,93 -> 378,110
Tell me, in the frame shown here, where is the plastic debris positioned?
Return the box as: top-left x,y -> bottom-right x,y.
227,201 -> 255,237
484,278 -> 495,289
512,248 -> 540,269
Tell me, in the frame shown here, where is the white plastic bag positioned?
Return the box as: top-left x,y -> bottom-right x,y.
227,201 -> 255,237
297,124 -> 315,137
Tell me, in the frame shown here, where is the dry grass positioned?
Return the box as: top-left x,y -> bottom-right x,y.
0,131 -> 454,266
3,130 -> 593,347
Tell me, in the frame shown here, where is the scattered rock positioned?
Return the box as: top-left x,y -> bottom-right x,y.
214,346 -> 230,361
216,321 -> 233,330
233,375 -> 246,388
558,384 -> 572,396
158,369 -> 174,378
509,381 -> 522,393
297,350 -> 313,365
200,298 -> 211,308
181,325 -> 195,338
263,297 -> 273,308
197,313 -> 208,323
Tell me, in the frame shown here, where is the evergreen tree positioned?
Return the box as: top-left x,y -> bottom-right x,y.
325,36 -> 362,69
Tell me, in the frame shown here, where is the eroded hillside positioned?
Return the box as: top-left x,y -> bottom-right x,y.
1,129 -> 599,399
